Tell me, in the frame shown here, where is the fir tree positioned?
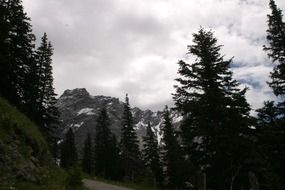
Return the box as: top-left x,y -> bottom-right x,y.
32,33 -> 60,145
142,122 -> 163,187
161,106 -> 185,189
82,133 -> 93,175
120,94 -> 141,181
0,0 -> 35,110
256,101 -> 284,189
264,0 -> 285,98
258,1 -> 285,188
257,101 -> 279,126
94,107 -> 120,179
173,28 -> 253,189
60,128 -> 78,169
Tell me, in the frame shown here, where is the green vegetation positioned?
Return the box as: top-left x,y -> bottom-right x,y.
1,0 -> 285,189
66,165 -> 84,188
0,167 -> 66,190
0,97 -> 49,183
0,97 -> 47,150
0,98 -> 84,190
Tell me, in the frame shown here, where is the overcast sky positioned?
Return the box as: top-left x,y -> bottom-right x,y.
23,0 -> 285,111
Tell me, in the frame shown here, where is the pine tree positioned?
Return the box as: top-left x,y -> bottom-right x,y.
173,28 -> 253,189
0,0 -> 35,110
60,128 -> 78,169
264,0 -> 285,98
94,107 -> 120,179
32,33 -> 60,144
120,94 -> 141,181
258,1 -> 285,188
0,1 -> 60,156
161,106 -> 185,189
142,122 -> 163,187
82,133 -> 93,175
257,101 -> 279,126
256,101 -> 284,189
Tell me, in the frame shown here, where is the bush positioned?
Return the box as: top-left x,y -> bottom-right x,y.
66,165 -> 83,189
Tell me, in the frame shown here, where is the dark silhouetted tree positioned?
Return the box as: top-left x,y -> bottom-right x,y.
264,0 -> 285,98
82,133 -> 93,175
173,28 -> 253,189
30,33 -> 60,151
257,2 -> 285,187
120,94 -> 141,181
256,101 -> 284,189
142,122 -> 163,187
0,0 -> 35,110
60,128 -> 78,169
94,107 -> 120,179
161,106 -> 185,189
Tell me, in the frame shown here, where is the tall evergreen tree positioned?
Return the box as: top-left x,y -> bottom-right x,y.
0,0 -> 35,110
60,128 -> 78,169
82,133 -> 93,175
120,94 -> 141,181
256,1 -> 285,188
264,0 -> 285,98
0,1 -> 60,156
161,106 -> 185,189
94,107 -> 120,179
31,33 -> 60,146
142,122 -> 163,187
256,101 -> 284,189
173,28 -> 253,189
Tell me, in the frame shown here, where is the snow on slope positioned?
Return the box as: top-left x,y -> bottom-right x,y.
77,108 -> 95,115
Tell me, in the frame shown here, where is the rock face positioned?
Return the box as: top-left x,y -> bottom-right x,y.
56,88 -> 182,149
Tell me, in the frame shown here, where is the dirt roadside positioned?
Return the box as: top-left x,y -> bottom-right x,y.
83,179 -> 133,190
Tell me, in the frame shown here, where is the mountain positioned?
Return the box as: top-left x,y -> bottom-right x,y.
56,88 -> 182,149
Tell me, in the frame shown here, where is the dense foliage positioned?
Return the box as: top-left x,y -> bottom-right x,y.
142,123 -> 163,187
173,28 -> 255,189
0,0 -> 60,156
120,94 -> 142,181
160,106 -> 186,189
94,108 -> 120,179
81,133 -> 93,175
60,128 -> 78,169
256,0 -> 285,189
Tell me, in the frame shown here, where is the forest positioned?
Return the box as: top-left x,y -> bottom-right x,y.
0,0 -> 285,190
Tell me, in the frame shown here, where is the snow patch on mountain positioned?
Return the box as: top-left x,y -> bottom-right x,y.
173,115 -> 183,123
70,122 -> 84,128
154,121 -> 163,144
135,121 -> 148,130
77,108 -> 95,115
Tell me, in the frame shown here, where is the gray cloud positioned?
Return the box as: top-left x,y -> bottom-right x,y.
23,0 -> 285,111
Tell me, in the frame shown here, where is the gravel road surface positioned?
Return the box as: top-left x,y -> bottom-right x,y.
83,179 -> 133,190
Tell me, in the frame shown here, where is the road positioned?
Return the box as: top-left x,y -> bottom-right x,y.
83,179 -> 133,190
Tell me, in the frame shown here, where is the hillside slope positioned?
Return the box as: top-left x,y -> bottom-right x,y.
0,97 -> 52,185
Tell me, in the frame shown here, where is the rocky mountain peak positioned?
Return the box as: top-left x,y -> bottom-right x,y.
61,88 -> 90,98
56,88 -> 182,149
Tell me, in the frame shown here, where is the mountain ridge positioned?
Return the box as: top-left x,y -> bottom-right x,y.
56,88 -> 182,149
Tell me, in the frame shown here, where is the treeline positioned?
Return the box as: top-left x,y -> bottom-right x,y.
1,0 -> 285,189
0,0 -> 59,153
60,1 -> 285,189
59,95 -> 184,188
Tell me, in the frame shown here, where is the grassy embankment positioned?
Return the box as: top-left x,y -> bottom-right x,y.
0,97 -> 85,190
